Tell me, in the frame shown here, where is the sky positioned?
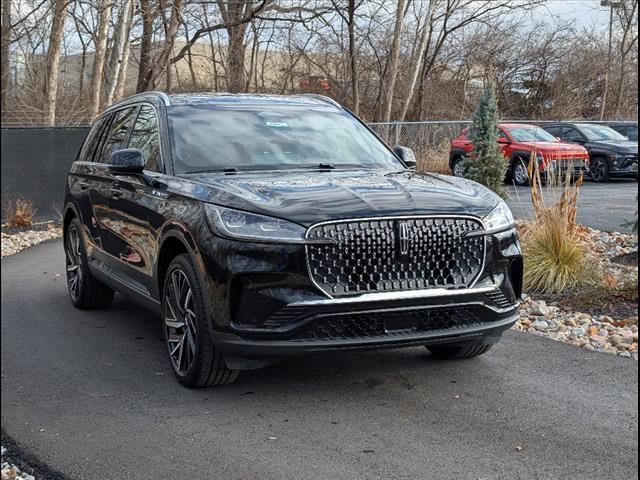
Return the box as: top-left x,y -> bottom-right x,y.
532,0 -> 611,30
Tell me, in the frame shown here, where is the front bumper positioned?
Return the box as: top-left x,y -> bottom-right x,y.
211,284 -> 519,356
609,157 -> 638,177
195,221 -> 523,357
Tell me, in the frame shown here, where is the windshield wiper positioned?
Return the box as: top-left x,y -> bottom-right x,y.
317,163 -> 335,170
182,167 -> 238,175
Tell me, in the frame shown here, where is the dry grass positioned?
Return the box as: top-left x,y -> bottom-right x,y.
519,154 -> 592,293
416,143 -> 451,174
2,197 -> 37,229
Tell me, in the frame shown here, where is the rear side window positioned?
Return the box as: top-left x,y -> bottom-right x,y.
128,105 -> 162,172
100,107 -> 137,162
78,115 -> 110,162
628,127 -> 638,141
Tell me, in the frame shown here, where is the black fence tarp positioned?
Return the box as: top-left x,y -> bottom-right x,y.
1,127 -> 90,218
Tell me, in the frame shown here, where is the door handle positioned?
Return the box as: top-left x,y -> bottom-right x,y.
110,186 -> 123,198
79,181 -> 89,190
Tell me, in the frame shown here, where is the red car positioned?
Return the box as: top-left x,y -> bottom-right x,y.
449,123 -> 590,186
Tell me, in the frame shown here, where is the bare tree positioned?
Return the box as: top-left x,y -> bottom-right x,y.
43,0 -> 68,126
378,0 -> 408,121
105,0 -> 133,105
613,0 -> 638,117
1,0 -> 11,109
88,0 -> 112,117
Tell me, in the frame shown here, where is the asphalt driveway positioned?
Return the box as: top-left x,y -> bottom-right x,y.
506,178 -> 638,232
1,241 -> 638,480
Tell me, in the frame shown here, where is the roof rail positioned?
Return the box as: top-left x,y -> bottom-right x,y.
299,93 -> 342,109
105,91 -> 171,111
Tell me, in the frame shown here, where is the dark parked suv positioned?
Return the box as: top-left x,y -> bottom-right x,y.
543,123 -> 638,182
63,92 -> 523,387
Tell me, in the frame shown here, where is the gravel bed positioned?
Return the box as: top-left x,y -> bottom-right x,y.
1,446 -> 38,480
1,222 -> 62,258
513,296 -> 638,360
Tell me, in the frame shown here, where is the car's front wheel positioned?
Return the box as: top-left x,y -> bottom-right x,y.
512,158 -> 530,186
451,157 -> 466,177
64,218 -> 114,309
163,254 -> 239,387
426,342 -> 493,359
589,157 -> 610,182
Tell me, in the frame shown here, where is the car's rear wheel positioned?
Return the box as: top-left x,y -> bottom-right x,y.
451,157 -> 466,177
163,253 -> 239,387
64,218 -> 114,309
589,157 -> 610,182
426,342 -> 493,359
512,158 -> 530,186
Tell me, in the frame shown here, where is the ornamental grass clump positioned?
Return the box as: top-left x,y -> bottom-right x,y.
3,197 -> 37,229
519,157 -> 591,294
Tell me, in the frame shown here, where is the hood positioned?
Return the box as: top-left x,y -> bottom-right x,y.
518,141 -> 587,157
586,139 -> 639,154
170,170 -> 500,226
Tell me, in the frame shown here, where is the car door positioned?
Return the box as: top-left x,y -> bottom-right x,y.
497,128 -> 511,156
561,127 -> 586,145
106,103 -> 169,297
68,114 -> 112,255
91,106 -> 138,272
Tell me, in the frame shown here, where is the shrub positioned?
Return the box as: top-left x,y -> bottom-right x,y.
462,85 -> 508,198
519,164 -> 591,293
3,198 -> 37,229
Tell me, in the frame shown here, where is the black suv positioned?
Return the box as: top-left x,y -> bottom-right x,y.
63,92 -> 523,387
543,123 -> 638,182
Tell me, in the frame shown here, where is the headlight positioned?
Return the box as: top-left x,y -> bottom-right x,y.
204,204 -> 308,244
482,199 -> 515,233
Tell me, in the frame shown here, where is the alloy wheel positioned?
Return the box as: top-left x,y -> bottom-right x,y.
514,161 -> 529,186
164,268 -> 197,375
591,159 -> 606,182
65,226 -> 83,300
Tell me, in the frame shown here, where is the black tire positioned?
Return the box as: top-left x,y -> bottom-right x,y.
64,217 -> 115,309
451,156 -> 466,177
162,253 -> 239,387
511,157 -> 530,186
589,157 -> 610,183
427,342 -> 493,359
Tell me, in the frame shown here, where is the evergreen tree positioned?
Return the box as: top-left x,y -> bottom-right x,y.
462,85 -> 508,198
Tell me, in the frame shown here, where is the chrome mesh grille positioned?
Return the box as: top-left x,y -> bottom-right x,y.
306,217 -> 485,297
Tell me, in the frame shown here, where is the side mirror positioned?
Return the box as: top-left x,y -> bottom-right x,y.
107,148 -> 144,174
555,137 -> 562,142
394,145 -> 417,169
497,137 -> 511,144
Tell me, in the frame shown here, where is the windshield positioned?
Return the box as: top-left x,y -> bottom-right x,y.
167,105 -> 403,173
577,124 -> 628,142
504,126 -> 558,142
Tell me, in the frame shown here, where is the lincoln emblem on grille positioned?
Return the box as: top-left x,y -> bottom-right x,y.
397,221 -> 409,256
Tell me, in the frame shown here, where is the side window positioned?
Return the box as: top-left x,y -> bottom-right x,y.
628,127 -> 638,141
128,105 -> 162,172
100,107 -> 137,162
562,128 -> 583,143
78,115 -> 110,162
